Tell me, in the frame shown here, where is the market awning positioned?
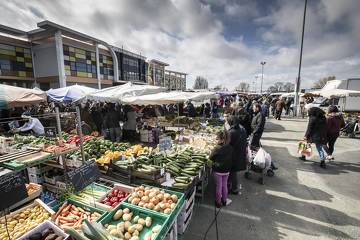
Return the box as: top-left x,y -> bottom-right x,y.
319,89 -> 360,98
0,84 -> 47,109
122,91 -> 219,105
76,82 -> 166,103
47,85 -> 97,102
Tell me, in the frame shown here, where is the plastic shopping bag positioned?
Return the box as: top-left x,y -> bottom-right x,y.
253,148 -> 267,169
297,141 -> 312,157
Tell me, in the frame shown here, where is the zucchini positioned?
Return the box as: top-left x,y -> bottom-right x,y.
83,219 -> 111,240
65,228 -> 90,240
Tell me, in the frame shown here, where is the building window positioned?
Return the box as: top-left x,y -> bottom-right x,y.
99,54 -> 113,80
63,45 -> 97,78
0,43 -> 33,78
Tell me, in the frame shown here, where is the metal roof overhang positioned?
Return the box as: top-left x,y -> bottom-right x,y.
0,24 -> 27,37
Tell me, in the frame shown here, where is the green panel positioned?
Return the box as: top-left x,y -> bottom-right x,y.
16,57 -> 24,62
70,56 -> 76,61
64,65 -> 70,71
25,62 -> 33,68
24,53 -> 31,59
77,71 -> 88,77
15,47 -> 24,52
0,49 -> 16,56
18,71 -> 26,77
75,48 -> 86,55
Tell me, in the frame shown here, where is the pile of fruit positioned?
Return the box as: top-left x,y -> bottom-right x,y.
54,203 -> 102,231
66,135 -> 93,145
26,183 -> 40,195
100,189 -> 129,208
126,186 -> 178,215
25,227 -> 65,240
0,203 -> 51,239
105,207 -> 161,240
96,150 -> 122,166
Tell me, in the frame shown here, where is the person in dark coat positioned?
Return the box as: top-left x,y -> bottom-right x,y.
323,106 -> 345,160
227,115 -> 248,194
186,101 -> 197,117
234,103 -> 251,137
302,107 -> 328,168
250,103 -> 266,149
210,130 -> 234,207
275,98 -> 285,120
204,103 -> 211,118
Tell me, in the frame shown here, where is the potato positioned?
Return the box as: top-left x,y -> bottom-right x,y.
145,217 -> 152,227
144,189 -> 151,196
133,230 -> 139,236
137,191 -> 144,198
147,202 -> 154,210
159,202 -> 166,210
113,209 -> 123,220
131,198 -> 140,205
128,225 -> 135,234
117,222 -> 125,233
138,201 -> 145,207
123,213 -> 132,222
157,193 -> 164,201
152,225 -> 161,233
153,205 -> 161,212
137,218 -> 145,226
163,193 -> 171,200
134,223 -> 143,232
124,232 -> 132,240
124,221 -> 131,231
150,197 -> 159,205
130,236 -> 139,240
133,216 -> 139,224
148,192 -> 156,199
123,208 -> 130,214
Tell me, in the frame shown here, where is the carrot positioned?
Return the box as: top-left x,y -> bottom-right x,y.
61,204 -> 71,215
53,203 -> 67,220
77,207 -> 85,213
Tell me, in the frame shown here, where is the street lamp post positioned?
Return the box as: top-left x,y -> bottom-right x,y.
260,61 -> 266,94
254,75 -> 259,93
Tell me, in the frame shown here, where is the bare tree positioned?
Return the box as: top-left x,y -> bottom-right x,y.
268,86 -> 277,93
236,82 -> 250,92
274,82 -> 284,92
283,82 -> 295,92
313,76 -> 336,89
193,76 -> 209,89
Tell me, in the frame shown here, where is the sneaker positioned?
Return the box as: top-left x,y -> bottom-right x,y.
222,198 -> 232,206
320,161 -> 326,169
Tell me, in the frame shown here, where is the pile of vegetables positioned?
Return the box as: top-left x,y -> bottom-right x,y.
12,135 -> 56,149
100,189 -> 129,208
105,207 -> 161,240
0,204 -> 51,239
66,135 -> 93,145
25,227 -> 65,240
126,186 -> 178,215
53,203 -> 102,231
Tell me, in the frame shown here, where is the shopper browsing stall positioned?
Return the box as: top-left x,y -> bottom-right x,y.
13,112 -> 45,136
210,130 -> 233,208
323,106 -> 345,160
250,103 -> 266,149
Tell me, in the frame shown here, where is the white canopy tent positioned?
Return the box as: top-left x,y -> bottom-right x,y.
46,85 -> 96,102
0,84 -> 47,109
319,89 -> 360,98
122,91 -> 219,106
76,82 -> 166,103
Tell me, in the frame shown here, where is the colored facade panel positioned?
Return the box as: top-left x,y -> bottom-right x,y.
0,43 -> 34,78
99,54 -> 114,80
63,44 -> 97,79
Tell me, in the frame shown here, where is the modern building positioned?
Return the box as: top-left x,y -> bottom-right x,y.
165,70 -> 187,91
146,59 -> 169,87
0,21 -> 147,90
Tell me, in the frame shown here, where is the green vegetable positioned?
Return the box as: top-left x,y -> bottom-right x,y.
65,228 -> 90,240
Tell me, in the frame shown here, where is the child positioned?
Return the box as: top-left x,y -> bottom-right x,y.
210,130 -> 234,208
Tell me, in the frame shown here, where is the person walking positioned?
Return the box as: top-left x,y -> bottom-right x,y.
209,131 -> 234,208
323,106 -> 345,160
250,103 -> 266,149
227,115 -> 248,194
302,107 -> 328,168
275,98 -> 285,120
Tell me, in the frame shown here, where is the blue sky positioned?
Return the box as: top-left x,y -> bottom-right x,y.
1,0 -> 359,90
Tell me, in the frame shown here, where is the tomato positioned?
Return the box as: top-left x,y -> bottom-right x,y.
112,202 -> 118,208
110,197 -> 118,203
105,201 -> 112,206
113,189 -> 119,195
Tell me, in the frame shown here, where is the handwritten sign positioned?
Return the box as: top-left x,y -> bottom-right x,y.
159,136 -> 172,152
0,171 -> 28,210
44,127 -> 57,138
66,160 -> 101,192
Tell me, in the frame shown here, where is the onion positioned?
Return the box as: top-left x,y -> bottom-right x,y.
171,194 -> 178,203
159,202 -> 166,209
147,202 -> 154,210
170,203 -> 176,209
150,197 -> 159,205
154,204 -> 161,212
164,193 -> 171,200
141,196 -> 149,203
137,191 -> 144,198
148,192 -> 156,199
138,201 -> 145,207
164,208 -> 171,214
144,190 -> 151,196
157,193 -> 164,201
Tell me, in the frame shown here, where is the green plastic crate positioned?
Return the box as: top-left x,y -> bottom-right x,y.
54,199 -> 107,223
124,184 -> 185,225
99,203 -> 169,240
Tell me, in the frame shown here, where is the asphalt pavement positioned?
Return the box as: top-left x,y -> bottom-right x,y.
183,117 -> 360,240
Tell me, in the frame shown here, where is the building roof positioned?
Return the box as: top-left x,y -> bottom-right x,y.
149,59 -> 169,66
0,24 -> 27,37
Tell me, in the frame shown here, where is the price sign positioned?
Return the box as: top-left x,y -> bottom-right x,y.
66,160 -> 101,192
0,171 -> 28,210
44,127 -> 57,138
159,136 -> 172,152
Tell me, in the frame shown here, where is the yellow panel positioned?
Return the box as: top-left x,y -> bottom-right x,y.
108,60 -> 113,65
16,57 -> 24,62
77,71 -> 88,77
0,49 -> 15,56
24,53 -> 31,58
70,56 -> 76,61
65,65 -> 70,70
91,56 -> 96,61
18,71 -> 26,77
75,48 -> 86,55
87,73 -> 92,78
25,62 -> 33,68
15,47 -> 24,52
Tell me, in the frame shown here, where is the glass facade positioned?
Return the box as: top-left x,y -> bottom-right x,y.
116,52 -> 146,82
63,45 -> 97,78
0,43 -> 33,78
99,54 -> 114,80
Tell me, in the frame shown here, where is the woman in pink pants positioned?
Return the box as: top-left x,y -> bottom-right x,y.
210,131 -> 234,208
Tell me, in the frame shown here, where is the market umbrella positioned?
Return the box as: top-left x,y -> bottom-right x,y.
76,82 -> 166,103
0,84 -> 47,109
122,91 -> 219,105
47,85 -> 96,102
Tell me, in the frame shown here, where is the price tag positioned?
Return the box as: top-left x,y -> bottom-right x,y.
0,171 -> 28,210
159,136 -> 172,152
66,160 -> 101,192
160,167 -> 165,176
44,127 -> 57,138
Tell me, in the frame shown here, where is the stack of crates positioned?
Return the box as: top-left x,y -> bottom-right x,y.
177,186 -> 196,234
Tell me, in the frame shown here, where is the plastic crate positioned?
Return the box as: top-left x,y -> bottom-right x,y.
124,184 -> 185,226
96,183 -> 135,211
99,203 -> 169,240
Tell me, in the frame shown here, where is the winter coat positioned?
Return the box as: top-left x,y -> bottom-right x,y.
326,113 -> 345,137
209,144 -> 234,173
276,100 -> 285,111
305,115 -> 327,144
228,125 -> 248,172
235,107 -> 252,136
251,111 -> 265,134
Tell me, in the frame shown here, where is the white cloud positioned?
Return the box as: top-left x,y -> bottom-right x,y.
0,0 -> 359,90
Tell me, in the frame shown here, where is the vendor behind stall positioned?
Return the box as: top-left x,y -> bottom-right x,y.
14,112 -> 45,136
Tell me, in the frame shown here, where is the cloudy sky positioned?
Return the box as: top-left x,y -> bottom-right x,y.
1,0 -> 360,90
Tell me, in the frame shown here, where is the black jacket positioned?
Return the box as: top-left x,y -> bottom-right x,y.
228,126 -> 248,171
235,108 -> 252,137
305,116 -> 327,144
210,144 -> 233,173
251,112 -> 265,134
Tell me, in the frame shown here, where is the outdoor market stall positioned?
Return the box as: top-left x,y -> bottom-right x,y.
46,85 -> 96,102
0,84 -> 47,109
